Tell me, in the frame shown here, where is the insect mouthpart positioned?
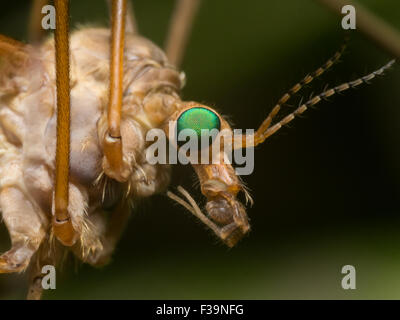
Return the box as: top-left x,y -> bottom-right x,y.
205,196 -> 250,247
168,176 -> 250,248
206,198 -> 233,225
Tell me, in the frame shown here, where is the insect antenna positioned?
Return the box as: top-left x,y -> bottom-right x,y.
232,59 -> 395,149
255,40 -> 347,138
258,59 -> 396,142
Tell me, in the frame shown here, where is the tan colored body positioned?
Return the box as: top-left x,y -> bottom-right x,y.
0,28 -> 182,271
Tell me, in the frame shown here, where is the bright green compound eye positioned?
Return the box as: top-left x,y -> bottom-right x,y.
177,107 -> 221,139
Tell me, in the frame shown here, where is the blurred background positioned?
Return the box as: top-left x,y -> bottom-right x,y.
0,0 -> 400,299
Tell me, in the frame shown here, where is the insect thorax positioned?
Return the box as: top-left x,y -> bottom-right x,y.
0,27 -> 184,218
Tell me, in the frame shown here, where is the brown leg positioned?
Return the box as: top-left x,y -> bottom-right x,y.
106,0 -> 138,34
26,275 -> 44,300
26,241 -> 56,300
165,0 -> 202,67
28,0 -> 49,44
125,0 -> 138,34
53,0 -> 76,246
26,257 -> 45,300
102,0 -> 131,182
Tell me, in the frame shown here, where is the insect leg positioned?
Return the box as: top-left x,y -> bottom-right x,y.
106,0 -> 138,34
102,0 -> 132,182
165,0 -> 202,67
234,59 -> 395,148
26,247 -> 54,300
28,0 -> 49,44
52,0 -> 77,246
0,187 -> 48,274
27,267 -> 44,300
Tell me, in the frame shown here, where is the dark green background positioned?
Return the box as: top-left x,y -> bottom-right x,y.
0,0 -> 400,299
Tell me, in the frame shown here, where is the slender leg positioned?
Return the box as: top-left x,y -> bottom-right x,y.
27,263 -> 44,300
106,0 -> 138,34
234,59 -> 395,149
27,273 -> 44,300
102,0 -> 131,182
53,0 -> 76,246
26,236 -> 59,300
165,0 -> 201,67
0,187 -> 48,274
28,0 -> 49,44
316,0 -> 400,60
125,1 -> 138,34
26,252 -> 49,300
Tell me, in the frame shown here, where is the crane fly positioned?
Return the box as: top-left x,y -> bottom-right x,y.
0,0 -> 394,299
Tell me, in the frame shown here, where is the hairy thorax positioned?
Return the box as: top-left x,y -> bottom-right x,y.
0,27 -> 183,260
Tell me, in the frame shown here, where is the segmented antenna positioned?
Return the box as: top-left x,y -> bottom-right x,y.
257,40 -> 348,134
259,59 -> 396,142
